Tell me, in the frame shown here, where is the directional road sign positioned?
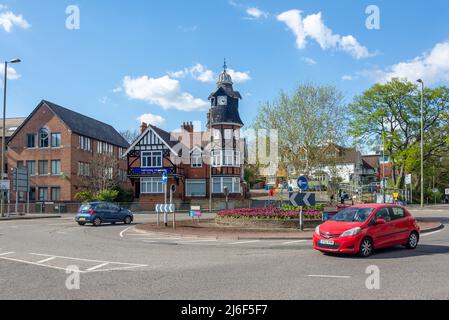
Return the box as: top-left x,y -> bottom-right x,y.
13,167 -> 29,192
162,172 -> 168,185
297,176 -> 309,191
289,192 -> 316,207
155,204 -> 175,213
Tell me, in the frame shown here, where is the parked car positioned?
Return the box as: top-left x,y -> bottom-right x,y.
313,204 -> 420,257
75,202 -> 134,226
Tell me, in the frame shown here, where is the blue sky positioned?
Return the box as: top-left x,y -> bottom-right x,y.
1,0 -> 449,135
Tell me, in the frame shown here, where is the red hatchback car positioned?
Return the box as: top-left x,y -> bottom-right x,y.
313,204 -> 420,257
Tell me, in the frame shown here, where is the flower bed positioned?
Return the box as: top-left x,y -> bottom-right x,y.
217,207 -> 323,220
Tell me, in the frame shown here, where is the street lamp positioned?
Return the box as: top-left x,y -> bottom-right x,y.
1,58 -> 21,217
417,79 -> 424,208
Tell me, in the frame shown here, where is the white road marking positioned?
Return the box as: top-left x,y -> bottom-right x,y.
119,226 -> 134,238
37,257 -> 57,264
86,262 -> 110,272
178,239 -> 218,244
228,240 -> 261,245
282,240 -> 309,245
136,237 -> 182,241
0,252 -> 14,256
421,229 -> 444,237
308,275 -> 351,279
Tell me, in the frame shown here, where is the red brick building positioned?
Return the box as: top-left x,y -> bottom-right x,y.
7,100 -> 130,203
123,65 -> 247,209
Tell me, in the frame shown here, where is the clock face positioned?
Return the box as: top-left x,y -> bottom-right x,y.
217,96 -> 227,106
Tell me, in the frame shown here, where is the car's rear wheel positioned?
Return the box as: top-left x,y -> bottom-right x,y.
359,237 -> 373,257
406,231 -> 419,249
93,217 -> 102,227
78,222 -> 85,226
124,216 -> 132,225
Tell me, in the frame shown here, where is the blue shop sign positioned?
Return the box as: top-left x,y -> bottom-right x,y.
131,167 -> 172,175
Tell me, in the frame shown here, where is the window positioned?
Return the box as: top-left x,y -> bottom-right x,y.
51,133 -> 61,148
38,187 -> 48,201
51,187 -> 61,201
224,150 -> 234,166
51,160 -> 61,175
141,177 -> 164,194
38,160 -> 49,175
390,207 -> 406,221
142,151 -> 163,168
78,162 -> 90,177
191,149 -> 202,168
224,129 -> 233,140
186,180 -> 206,197
27,161 -> 36,176
97,141 -> 114,154
79,136 -> 91,151
39,128 -> 49,148
211,150 -> 241,167
374,208 -> 391,222
212,177 -> 241,194
213,129 -> 221,140
26,134 -> 36,148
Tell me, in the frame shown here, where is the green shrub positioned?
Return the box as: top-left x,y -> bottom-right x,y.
96,190 -> 120,202
75,191 -> 95,202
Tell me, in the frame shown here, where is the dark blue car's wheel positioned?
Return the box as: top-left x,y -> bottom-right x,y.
93,217 -> 102,226
124,216 -> 132,225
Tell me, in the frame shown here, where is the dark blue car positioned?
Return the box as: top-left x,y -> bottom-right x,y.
76,202 -> 134,226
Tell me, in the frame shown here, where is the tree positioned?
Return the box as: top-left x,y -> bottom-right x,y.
78,154 -> 122,193
252,84 -> 348,180
349,78 -> 449,189
119,129 -> 140,144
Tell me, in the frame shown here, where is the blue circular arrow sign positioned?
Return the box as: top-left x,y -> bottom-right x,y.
162,172 -> 168,185
297,176 -> 309,191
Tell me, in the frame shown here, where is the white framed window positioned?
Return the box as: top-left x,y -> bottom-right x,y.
211,149 -> 241,167
79,136 -> 91,151
142,151 -> 163,168
212,177 -> 241,194
191,149 -> 203,168
141,177 -> 164,194
213,129 -> 221,140
224,129 -> 233,140
185,179 -> 206,197
39,128 -> 49,148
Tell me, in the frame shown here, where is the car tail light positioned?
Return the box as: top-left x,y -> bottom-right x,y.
90,208 -> 95,216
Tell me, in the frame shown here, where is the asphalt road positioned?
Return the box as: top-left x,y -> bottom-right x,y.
0,207 -> 448,300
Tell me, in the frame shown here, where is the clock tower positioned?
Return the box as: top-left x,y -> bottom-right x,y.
207,60 -> 244,195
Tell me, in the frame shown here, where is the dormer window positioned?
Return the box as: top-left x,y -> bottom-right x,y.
39,128 -> 49,148
191,149 -> 202,168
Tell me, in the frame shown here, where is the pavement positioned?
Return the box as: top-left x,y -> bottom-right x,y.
0,214 -> 61,221
0,206 -> 448,299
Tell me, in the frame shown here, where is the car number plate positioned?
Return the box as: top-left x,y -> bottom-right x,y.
320,240 -> 335,245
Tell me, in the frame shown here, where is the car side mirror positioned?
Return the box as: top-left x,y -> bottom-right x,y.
376,219 -> 386,225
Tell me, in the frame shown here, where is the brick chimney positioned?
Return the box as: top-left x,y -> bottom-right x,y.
181,122 -> 194,133
140,122 -> 148,133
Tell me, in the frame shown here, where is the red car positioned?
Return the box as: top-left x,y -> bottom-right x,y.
313,204 -> 420,257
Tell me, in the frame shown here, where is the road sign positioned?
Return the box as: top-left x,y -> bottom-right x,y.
445,189 -> 449,195
13,167 -> 29,192
405,174 -> 412,185
0,180 -> 10,190
393,193 -> 399,198
289,192 -> 316,207
162,172 -> 168,185
155,204 -> 175,213
297,176 -> 309,191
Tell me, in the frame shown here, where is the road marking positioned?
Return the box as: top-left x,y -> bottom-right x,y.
421,229 -> 444,237
37,257 -> 57,264
282,240 -> 309,245
136,237 -> 182,241
0,252 -> 14,256
119,226 -> 134,238
308,275 -> 351,279
29,253 -> 147,268
228,240 -> 261,245
178,239 -> 218,244
86,262 -> 110,272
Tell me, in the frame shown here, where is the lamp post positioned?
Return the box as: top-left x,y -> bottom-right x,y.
1,58 -> 21,217
417,79 -> 424,208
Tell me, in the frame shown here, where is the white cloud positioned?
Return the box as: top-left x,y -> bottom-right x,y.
277,9 -> 372,59
169,63 -> 251,83
301,57 -> 317,65
0,65 -> 20,80
137,113 -> 166,127
246,7 -> 268,19
342,75 -> 355,81
0,10 -> 30,32
373,40 -> 449,85
227,69 -> 251,82
123,75 -> 209,112
112,87 -> 123,93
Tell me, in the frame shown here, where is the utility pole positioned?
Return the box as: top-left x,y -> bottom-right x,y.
417,79 -> 425,208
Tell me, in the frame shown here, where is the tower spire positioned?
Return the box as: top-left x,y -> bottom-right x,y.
223,58 -> 227,72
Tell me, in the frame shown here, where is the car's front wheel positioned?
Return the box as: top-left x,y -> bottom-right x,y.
124,216 -> 132,225
405,231 -> 419,249
359,237 -> 373,257
93,217 -> 102,227
78,222 -> 85,226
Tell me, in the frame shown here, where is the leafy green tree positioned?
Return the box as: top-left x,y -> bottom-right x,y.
349,78 -> 449,189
